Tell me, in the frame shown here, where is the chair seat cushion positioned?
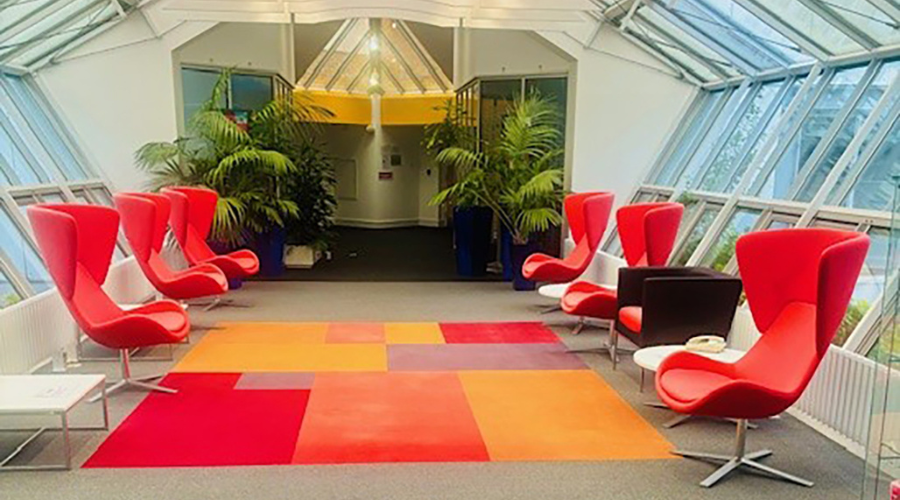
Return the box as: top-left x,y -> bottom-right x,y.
618,306 -> 642,332
561,282 -> 617,319
143,309 -> 188,334
658,368 -> 732,404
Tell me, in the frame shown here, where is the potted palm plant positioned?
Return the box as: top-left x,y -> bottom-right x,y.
136,71 -> 333,277
431,93 -> 565,290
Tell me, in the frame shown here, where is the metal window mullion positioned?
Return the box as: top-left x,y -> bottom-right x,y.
0,0 -> 70,47
0,0 -> 109,62
344,60 -> 371,94
618,26 -> 697,82
715,76 -> 796,192
0,81 -> 68,185
0,186 -> 38,295
733,0 -> 832,61
636,14 -> 733,80
380,61 -> 406,94
796,75 -> 900,226
688,83 -> 764,191
786,61 -> 883,200
864,0 -> 900,24
303,18 -> 356,88
666,86 -> 737,191
0,244 -> 34,298
684,65 -> 824,265
382,32 -> 426,93
693,0 -> 793,67
667,198 -> 712,265
646,89 -> 706,183
21,8 -> 119,69
722,207 -> 774,274
795,0 -> 879,50
746,67 -> 836,196
647,1 -> 760,75
396,20 -> 451,91
0,108 -> 48,185
324,28 -> 370,92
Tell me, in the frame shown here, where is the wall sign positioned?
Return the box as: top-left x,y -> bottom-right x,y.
378,171 -> 393,181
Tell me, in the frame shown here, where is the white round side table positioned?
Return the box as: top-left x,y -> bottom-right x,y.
634,344 -> 745,429
537,283 -> 570,314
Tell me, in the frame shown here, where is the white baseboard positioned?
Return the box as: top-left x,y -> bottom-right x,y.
418,218 -> 441,228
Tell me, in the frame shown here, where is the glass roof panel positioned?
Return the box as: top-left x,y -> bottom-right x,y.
701,0 -> 814,64
636,9 -> 741,80
667,0 -> 794,70
825,0 -> 900,46
754,0 -> 864,54
299,18 -> 450,95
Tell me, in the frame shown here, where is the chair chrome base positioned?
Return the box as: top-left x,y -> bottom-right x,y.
567,322 -> 633,370
540,304 -> 562,314
674,419 -> 813,488
88,349 -> 177,403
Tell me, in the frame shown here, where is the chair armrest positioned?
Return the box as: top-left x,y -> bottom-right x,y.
639,273 -> 742,346
127,299 -> 185,315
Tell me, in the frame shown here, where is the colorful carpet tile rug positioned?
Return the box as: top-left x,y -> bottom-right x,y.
84,322 -> 674,467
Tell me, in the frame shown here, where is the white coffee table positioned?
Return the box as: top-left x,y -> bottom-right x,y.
633,345 -> 745,429
0,374 -> 108,470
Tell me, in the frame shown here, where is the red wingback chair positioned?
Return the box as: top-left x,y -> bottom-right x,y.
114,193 -> 228,301
162,186 -> 259,280
656,228 -> 870,488
27,204 -> 189,398
561,202 -> 683,340
522,192 -> 614,283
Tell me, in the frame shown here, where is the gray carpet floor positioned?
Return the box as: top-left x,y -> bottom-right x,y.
0,281 -> 866,499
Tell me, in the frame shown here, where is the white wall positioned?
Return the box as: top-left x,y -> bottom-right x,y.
38,16 -> 213,192
455,29 -> 573,85
324,124 -> 436,228
541,27 -> 696,208
174,22 -> 292,77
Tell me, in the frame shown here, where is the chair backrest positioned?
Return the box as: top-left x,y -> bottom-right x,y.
562,193 -> 615,271
114,193 -> 176,283
27,204 -> 123,331
735,228 -> 869,398
582,193 -> 615,253
162,186 -> 218,264
565,192 -> 604,243
616,202 -> 684,267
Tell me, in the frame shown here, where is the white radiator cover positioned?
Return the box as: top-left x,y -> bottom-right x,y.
0,257 -> 154,374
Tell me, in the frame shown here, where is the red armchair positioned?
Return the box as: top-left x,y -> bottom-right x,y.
522,192 -> 614,284
162,186 -> 259,280
27,204 -> 189,398
114,193 -> 228,303
561,202 -> 683,341
656,228 -> 869,488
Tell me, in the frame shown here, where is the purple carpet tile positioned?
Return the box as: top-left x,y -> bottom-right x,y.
234,372 -> 316,390
388,343 -> 586,371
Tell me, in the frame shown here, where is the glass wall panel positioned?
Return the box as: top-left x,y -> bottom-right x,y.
697,80 -> 783,191
671,203 -> 722,265
756,65 -> 868,200
654,90 -> 726,186
525,77 -> 568,147
839,117 -> 900,211
0,206 -> 51,293
0,121 -> 41,185
231,74 -> 273,112
702,0 -> 812,64
182,68 -> 225,126
676,86 -> 753,189
699,207 -> 762,271
479,79 -> 521,146
835,227 -> 892,345
796,61 -> 900,201
826,0 -> 900,46
0,267 -> 21,308
631,11 -> 731,81
2,75 -> 89,181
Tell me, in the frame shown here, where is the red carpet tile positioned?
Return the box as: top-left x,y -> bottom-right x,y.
440,322 -> 560,344
84,374 -> 309,468
293,372 -> 489,464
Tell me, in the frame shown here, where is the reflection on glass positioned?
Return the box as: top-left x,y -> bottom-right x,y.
0,207 -> 51,293
672,205 -> 720,266
655,90 -> 725,186
700,208 -> 761,271
796,62 -> 900,202
0,122 -> 42,185
825,0 -> 900,46
182,68 -> 226,126
631,11 -> 725,82
757,65 -> 868,200
698,81 -> 781,192
525,77 -> 567,149
754,0 -> 863,54
702,0 -> 812,64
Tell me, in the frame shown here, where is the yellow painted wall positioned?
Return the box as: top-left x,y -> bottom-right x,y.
296,90 -> 453,126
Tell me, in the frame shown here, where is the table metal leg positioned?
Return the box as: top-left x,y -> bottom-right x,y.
640,369 -> 646,393
61,412 -> 71,470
